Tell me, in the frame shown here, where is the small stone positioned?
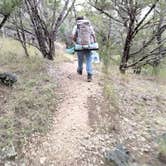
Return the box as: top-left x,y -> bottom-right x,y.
4,161 -> 16,166
84,135 -> 89,140
40,157 -> 47,164
96,106 -> 100,112
158,152 -> 166,164
1,145 -> 17,160
72,127 -> 77,131
105,144 -> 131,165
143,147 -> 150,153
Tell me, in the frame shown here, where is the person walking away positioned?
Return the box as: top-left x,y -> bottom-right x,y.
72,16 -> 96,82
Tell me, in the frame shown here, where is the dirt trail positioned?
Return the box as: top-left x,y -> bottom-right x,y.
22,59 -> 166,166
23,60 -> 102,165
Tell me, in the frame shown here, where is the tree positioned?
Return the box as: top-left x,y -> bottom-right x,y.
24,0 -> 76,60
89,0 -> 166,73
0,0 -> 21,29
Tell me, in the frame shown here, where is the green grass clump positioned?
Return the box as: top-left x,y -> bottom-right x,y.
158,133 -> 166,161
103,77 -> 119,113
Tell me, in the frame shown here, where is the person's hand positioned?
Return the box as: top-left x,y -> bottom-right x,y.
73,35 -> 77,42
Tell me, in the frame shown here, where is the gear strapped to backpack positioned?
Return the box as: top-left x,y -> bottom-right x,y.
74,20 -> 99,51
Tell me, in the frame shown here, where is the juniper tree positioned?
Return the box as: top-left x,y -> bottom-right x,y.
89,0 -> 166,73
0,0 -> 21,29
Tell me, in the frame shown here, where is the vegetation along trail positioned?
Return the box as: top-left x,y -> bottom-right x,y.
1,0 -> 166,165
23,59 -> 103,165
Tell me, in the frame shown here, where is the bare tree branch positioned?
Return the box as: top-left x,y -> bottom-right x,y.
0,14 -> 10,29
132,0 -> 159,37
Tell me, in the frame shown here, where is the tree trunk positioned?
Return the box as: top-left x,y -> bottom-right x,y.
15,10 -> 30,57
119,4 -> 136,73
25,0 -> 55,60
154,14 -> 164,67
119,21 -> 134,73
0,14 -> 10,30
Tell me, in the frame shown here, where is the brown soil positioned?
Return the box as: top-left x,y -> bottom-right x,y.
22,60 -> 102,166
21,60 -> 166,166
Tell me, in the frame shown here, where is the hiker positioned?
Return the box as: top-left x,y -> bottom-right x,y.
72,16 -> 97,82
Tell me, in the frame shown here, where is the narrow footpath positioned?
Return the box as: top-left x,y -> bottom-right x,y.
23,60 -> 102,166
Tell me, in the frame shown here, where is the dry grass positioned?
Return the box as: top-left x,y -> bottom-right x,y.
94,64 -> 166,165
0,38 -> 57,153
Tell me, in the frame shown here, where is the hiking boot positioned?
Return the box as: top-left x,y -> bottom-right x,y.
77,69 -> 82,75
87,73 -> 92,82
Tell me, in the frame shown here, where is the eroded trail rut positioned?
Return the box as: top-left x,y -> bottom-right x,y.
24,61 -> 102,165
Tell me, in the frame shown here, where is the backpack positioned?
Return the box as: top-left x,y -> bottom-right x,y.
76,20 -> 92,45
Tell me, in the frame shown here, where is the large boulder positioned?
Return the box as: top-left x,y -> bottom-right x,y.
0,73 -> 17,86
105,144 -> 131,166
